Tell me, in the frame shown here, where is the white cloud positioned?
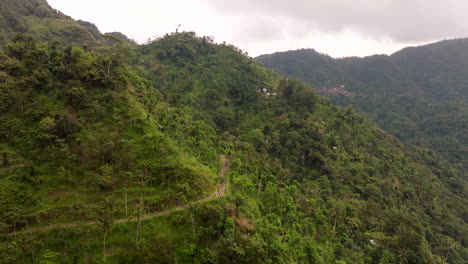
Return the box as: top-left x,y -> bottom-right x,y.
204,0 -> 468,42
46,0 -> 467,57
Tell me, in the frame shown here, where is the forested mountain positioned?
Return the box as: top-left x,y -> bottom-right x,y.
0,0 -> 131,46
256,41 -> 468,172
0,1 -> 467,263
392,39 -> 468,103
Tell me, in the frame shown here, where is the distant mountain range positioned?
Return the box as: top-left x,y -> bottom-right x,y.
257,39 -> 468,172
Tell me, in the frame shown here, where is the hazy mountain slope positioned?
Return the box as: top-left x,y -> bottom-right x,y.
256,41 -> 468,171
392,38 -> 468,103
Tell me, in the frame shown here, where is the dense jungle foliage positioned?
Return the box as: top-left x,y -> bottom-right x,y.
256,42 -> 468,173
0,1 -> 467,263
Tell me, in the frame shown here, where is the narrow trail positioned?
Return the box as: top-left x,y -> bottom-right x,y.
2,155 -> 229,236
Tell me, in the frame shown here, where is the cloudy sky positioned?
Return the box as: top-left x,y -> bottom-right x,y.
47,0 -> 468,58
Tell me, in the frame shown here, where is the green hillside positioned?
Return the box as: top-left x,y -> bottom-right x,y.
256,43 -> 468,172
0,1 -> 467,263
0,0 -> 123,46
392,38 -> 468,103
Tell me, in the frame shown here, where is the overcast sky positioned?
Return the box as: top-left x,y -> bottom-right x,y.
47,0 -> 468,58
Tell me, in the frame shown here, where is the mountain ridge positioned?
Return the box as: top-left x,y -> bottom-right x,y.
256,38 -> 468,171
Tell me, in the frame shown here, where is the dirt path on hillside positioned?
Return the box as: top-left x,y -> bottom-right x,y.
2,155 -> 229,236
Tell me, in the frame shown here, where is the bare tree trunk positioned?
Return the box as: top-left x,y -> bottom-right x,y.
256,172 -> 263,199
83,178 -> 86,202
136,192 -> 143,246
83,238 -> 88,264
124,188 -> 128,218
2,152 -> 9,167
191,214 -> 195,236
136,211 -> 140,245
107,61 -> 111,77
332,216 -> 337,236
103,232 -> 106,263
